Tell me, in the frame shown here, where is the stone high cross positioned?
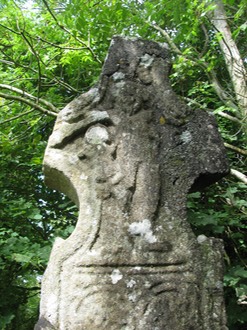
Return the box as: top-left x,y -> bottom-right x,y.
35,37 -> 229,330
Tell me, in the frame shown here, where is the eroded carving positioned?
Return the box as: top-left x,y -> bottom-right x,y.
35,37 -> 229,330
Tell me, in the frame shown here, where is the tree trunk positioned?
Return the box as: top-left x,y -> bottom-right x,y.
211,0 -> 247,124
35,37 -> 229,330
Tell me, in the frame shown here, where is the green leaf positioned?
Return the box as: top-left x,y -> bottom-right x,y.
12,253 -> 32,263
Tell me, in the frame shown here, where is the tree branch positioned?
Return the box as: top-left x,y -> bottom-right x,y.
0,92 -> 58,118
147,22 -> 182,55
1,26 -> 81,94
0,84 -> 58,113
230,169 -> 247,184
0,22 -> 21,35
0,109 -> 36,124
199,23 -> 209,58
147,21 -> 241,116
216,111 -> 242,124
207,70 -> 239,112
184,97 -> 241,124
1,51 -> 79,93
18,29 -> 42,99
0,59 -> 15,66
224,143 -> 247,156
26,33 -> 88,51
41,0 -> 102,64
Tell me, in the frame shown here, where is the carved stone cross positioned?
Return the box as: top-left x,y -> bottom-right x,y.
36,37 -> 229,329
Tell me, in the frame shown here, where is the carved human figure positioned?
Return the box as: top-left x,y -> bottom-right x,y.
35,37 -> 229,330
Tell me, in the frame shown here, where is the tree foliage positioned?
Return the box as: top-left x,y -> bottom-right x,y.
0,0 -> 246,329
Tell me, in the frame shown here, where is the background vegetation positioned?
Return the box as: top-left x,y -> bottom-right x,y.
0,0 -> 246,329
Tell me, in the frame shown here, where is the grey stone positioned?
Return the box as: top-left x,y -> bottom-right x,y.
35,36 -> 229,329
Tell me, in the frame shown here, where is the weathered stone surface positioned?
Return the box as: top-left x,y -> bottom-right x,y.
35,36 -> 229,330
